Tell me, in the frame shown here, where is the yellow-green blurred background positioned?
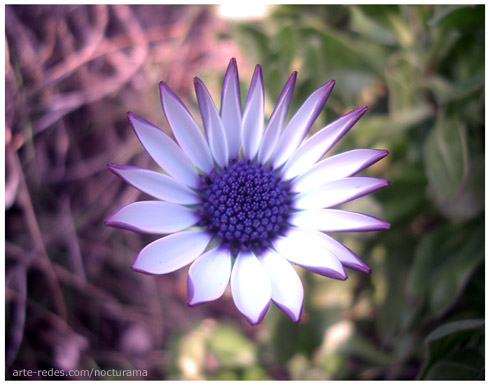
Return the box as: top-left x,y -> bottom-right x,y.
5,4 -> 484,380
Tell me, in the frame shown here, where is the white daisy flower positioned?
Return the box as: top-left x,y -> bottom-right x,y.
105,59 -> 390,324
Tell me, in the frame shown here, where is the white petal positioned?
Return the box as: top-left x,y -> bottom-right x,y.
273,228 -> 346,279
128,112 -> 199,188
290,209 -> 391,232
131,230 -> 211,274
241,65 -> 264,160
220,58 -> 242,160
105,201 -> 199,234
291,149 -> 388,193
231,251 -> 271,324
258,71 -> 297,164
188,247 -> 232,305
194,78 -> 229,168
272,80 -> 335,168
281,106 -> 368,180
108,164 -> 200,205
260,248 -> 303,322
317,233 -> 370,273
160,82 -> 214,173
293,177 -> 389,209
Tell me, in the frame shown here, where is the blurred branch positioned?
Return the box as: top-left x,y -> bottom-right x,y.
60,195 -> 86,281
7,144 -> 67,320
33,5 -> 150,134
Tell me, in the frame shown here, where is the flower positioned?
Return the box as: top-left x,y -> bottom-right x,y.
105,58 -> 390,324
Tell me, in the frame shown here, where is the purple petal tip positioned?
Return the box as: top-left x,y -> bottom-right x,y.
159,81 -> 173,95
245,303 -> 270,325
274,300 -> 302,323
130,263 -> 156,275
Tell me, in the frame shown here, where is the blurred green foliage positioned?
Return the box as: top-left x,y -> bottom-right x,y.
169,5 -> 484,380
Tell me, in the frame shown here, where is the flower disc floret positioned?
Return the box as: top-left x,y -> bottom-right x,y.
199,160 -> 291,253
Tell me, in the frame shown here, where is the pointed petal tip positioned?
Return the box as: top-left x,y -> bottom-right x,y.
103,219 -> 143,233
159,81 -> 175,98
342,254 -> 371,274
243,303 -> 270,325
106,163 -> 132,172
274,300 -> 302,323
338,274 -> 348,281
334,270 -> 348,280
251,64 -> 263,83
130,263 -> 157,275
285,71 -> 298,86
375,148 -> 389,157
224,58 -> 238,78
361,265 -> 371,274
350,105 -> 369,117
127,111 -> 160,135
193,76 -> 203,87
159,81 -> 170,95
314,79 -> 335,96
323,266 -> 348,280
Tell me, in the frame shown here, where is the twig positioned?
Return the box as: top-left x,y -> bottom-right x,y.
7,144 -> 67,320
60,195 -> 87,281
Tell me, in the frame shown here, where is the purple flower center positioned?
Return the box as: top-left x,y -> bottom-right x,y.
199,160 -> 291,253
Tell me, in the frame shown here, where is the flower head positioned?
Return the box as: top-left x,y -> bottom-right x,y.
105,59 -> 390,324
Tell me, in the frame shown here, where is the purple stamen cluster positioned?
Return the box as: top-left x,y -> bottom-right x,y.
200,160 -> 291,253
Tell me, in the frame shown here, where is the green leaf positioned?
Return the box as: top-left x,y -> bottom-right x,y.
236,24 -> 271,62
275,24 -> 296,66
427,71 -> 485,104
429,5 -> 484,31
408,220 -> 484,316
349,6 -> 397,46
423,111 -> 484,221
351,105 -> 432,148
417,319 -> 484,379
425,348 -> 484,380
374,165 -> 427,225
300,24 -> 388,77
385,56 -> 423,112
